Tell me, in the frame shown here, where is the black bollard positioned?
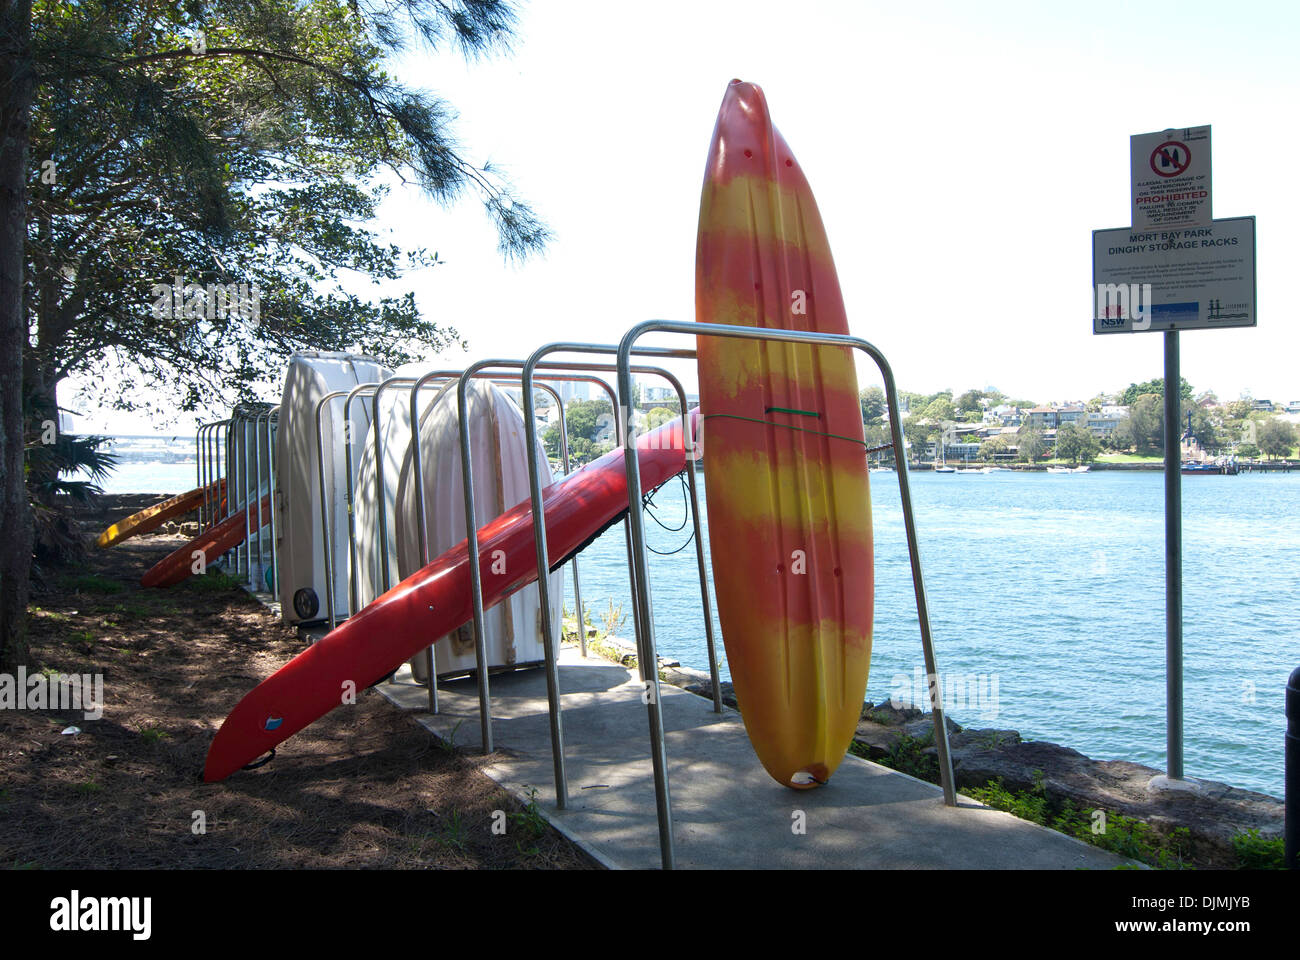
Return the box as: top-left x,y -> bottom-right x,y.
1289,666 -> 1300,869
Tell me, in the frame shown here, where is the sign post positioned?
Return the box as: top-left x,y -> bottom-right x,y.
1092,124 -> 1256,791
1163,329 -> 1183,782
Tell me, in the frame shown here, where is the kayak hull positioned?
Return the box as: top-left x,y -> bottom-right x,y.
695,80 -> 873,789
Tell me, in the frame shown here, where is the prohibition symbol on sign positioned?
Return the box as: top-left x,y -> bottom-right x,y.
1150,141 -> 1191,178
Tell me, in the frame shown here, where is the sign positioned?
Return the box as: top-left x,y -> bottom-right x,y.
1131,126 -> 1211,230
1092,217 -> 1255,334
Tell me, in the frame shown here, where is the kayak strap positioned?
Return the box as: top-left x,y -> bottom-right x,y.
242,748 -> 275,771
702,413 -> 870,450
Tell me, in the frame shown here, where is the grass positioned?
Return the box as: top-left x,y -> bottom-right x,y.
597,599 -> 627,639
107,602 -> 152,621
434,811 -> 468,852
978,730 -> 1010,749
861,707 -> 898,726
508,787 -> 548,840
584,633 -> 638,671
139,725 -> 170,743
61,573 -> 125,595
561,603 -> 595,642
1231,829 -> 1286,869
437,719 -> 465,755
965,776 -> 1049,825
184,570 -> 244,593
1096,452 -> 1164,463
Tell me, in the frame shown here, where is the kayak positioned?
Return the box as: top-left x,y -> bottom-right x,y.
694,80 -> 873,789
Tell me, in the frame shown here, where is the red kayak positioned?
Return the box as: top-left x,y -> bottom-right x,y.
142,495 -> 272,588
203,412 -> 698,781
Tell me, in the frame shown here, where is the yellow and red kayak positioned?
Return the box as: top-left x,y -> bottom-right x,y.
96,478 -> 226,549
695,80 -> 873,789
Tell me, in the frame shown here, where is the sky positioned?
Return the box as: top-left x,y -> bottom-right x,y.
72,0 -> 1300,434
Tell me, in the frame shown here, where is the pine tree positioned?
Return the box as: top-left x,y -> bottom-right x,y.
1,0 -> 549,670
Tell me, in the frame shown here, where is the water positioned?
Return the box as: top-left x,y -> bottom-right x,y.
571,467 -> 1298,799
76,436 -> 198,494
87,440 -> 1297,797
90,459 -> 199,494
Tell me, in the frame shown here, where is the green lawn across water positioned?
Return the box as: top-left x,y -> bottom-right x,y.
1094,452 -> 1164,463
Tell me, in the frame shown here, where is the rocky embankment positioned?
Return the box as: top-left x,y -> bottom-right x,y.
642,655 -> 1284,869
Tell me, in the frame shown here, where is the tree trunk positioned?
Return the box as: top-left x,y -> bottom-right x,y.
0,0 -> 35,672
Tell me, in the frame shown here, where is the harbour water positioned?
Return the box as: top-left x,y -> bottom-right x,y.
87,442 -> 1295,797
575,467 -> 1297,799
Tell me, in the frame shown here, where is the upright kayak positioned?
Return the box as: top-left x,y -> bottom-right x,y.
694,80 -> 873,789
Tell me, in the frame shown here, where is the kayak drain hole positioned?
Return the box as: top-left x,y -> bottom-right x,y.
790,764 -> 828,788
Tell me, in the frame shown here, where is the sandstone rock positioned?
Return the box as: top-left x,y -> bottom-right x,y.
861,700 -> 922,725
947,728 -> 1022,750
902,715 -> 961,742
851,721 -> 902,761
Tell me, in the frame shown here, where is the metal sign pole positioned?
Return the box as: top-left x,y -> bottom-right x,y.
1164,330 -> 1184,781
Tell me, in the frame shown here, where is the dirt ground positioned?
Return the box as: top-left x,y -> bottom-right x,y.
1,499 -> 594,870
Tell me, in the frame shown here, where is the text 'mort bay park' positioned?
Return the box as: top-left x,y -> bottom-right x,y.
1109,227 -> 1240,256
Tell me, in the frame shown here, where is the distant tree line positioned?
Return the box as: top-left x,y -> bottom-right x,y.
857,379 -> 1299,465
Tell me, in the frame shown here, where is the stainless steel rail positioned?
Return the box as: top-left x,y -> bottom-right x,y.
612,319 -> 959,869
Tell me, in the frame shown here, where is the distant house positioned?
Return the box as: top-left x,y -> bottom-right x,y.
1251,399 -> 1275,412
928,440 -> 981,461
1287,400 -> 1300,414
985,403 -> 1023,426
1086,411 -> 1124,437
1056,405 -> 1086,426
1025,407 -> 1058,430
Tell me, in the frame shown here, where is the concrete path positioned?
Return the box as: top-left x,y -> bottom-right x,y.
377,648 -> 1129,870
